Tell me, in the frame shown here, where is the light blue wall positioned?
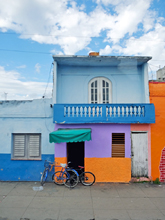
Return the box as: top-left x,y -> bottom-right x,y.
56,65 -> 146,104
0,98 -> 55,181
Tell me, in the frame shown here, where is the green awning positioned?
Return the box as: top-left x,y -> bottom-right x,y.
49,129 -> 91,143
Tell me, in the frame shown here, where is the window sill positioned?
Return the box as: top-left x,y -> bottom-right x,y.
11,158 -> 41,161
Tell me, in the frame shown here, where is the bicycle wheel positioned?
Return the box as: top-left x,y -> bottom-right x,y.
40,168 -> 48,186
62,169 -> 79,188
80,172 -> 95,186
52,171 -> 64,185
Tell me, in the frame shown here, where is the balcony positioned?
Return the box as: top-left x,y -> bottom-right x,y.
53,104 -> 155,124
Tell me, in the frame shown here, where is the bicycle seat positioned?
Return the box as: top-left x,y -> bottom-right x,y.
60,163 -> 66,167
78,165 -> 84,169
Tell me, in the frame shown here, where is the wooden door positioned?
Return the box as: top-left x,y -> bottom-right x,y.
131,132 -> 148,177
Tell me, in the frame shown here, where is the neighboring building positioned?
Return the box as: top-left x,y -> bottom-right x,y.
156,66 -> 165,81
50,54 -> 155,183
149,81 -> 165,182
0,98 -> 54,181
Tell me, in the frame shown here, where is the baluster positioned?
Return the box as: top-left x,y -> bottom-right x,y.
137,106 -> 140,117
107,107 -> 108,117
110,107 -> 112,117
124,106 -> 126,117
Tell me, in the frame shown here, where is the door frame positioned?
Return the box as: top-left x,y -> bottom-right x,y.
131,131 -> 149,177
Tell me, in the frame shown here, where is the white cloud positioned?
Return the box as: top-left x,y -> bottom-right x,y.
50,49 -> 64,55
35,63 -> 41,73
17,65 -> 26,69
0,0 -> 152,54
100,22 -> 165,79
0,0 -> 164,61
0,66 -> 52,100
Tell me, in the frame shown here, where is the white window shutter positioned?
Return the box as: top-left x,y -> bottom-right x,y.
14,135 -> 25,157
29,135 -> 40,157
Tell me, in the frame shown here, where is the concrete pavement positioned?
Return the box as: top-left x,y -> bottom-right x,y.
0,181 -> 165,220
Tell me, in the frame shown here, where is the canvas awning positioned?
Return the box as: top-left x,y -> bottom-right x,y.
49,129 -> 91,143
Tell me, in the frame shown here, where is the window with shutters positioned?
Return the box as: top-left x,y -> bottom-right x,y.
88,77 -> 112,104
112,133 -> 125,158
12,134 -> 41,160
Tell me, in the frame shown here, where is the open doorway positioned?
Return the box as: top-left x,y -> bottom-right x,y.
67,142 -> 84,173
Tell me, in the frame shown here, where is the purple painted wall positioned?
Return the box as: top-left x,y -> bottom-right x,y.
54,124 -> 131,158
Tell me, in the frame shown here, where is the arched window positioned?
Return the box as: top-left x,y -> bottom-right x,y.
88,77 -> 112,103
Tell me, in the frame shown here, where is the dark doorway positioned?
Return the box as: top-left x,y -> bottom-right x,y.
67,142 -> 84,171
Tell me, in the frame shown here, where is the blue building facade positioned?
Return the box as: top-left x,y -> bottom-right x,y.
0,99 -> 54,181
0,55 -> 155,182
52,55 -> 155,182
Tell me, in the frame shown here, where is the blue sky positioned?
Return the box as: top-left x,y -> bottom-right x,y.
0,0 -> 165,100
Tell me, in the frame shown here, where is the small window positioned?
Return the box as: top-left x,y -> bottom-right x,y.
12,134 -> 41,160
112,133 -> 125,158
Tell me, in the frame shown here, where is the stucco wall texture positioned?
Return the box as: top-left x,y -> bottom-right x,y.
149,82 -> 165,181
54,124 -> 131,182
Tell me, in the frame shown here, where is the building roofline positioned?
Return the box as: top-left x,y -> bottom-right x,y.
52,55 -> 152,67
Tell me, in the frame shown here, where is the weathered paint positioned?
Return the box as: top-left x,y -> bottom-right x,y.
149,82 -> 165,180
0,99 -> 54,181
0,154 -> 54,181
131,132 -> 148,177
159,147 -> 165,182
131,124 -> 151,178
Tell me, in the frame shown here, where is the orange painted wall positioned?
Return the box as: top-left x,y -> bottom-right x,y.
149,82 -> 165,180
55,157 -> 131,182
54,157 -> 67,172
85,158 -> 131,182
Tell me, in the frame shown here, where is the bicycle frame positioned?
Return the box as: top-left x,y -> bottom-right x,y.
53,163 -> 79,182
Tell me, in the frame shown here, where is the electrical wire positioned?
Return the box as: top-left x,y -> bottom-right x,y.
0,49 -> 52,54
0,48 -> 165,62
43,63 -> 53,98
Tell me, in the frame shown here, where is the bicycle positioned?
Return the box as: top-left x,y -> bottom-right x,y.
76,165 -> 95,186
40,160 -> 57,186
52,162 -> 79,188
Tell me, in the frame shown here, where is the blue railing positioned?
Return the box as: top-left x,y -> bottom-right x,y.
53,103 -> 155,124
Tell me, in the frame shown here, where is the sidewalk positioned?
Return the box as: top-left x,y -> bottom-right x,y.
0,181 -> 165,220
